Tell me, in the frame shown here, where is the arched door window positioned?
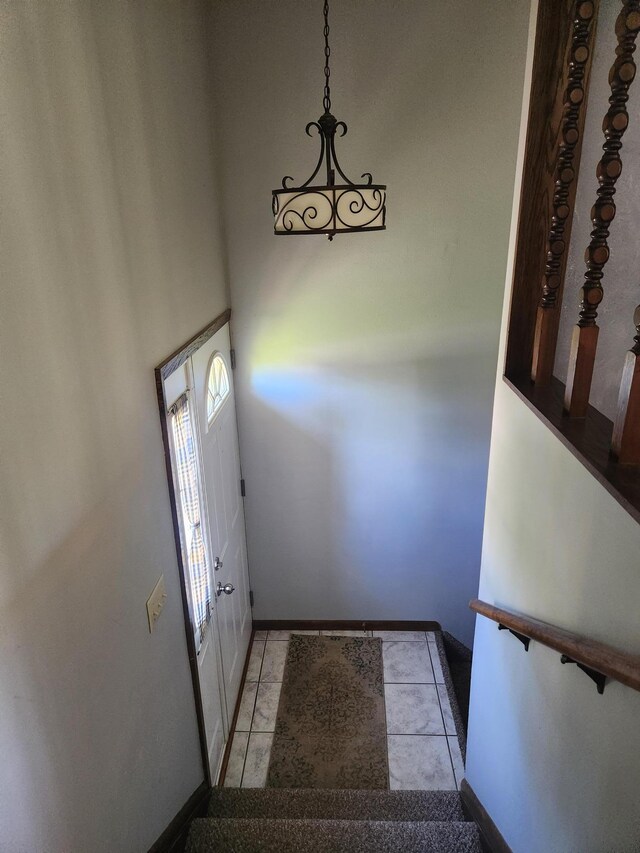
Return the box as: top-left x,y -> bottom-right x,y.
206,353 -> 230,424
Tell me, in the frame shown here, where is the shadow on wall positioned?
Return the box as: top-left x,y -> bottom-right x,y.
244,332 -> 493,646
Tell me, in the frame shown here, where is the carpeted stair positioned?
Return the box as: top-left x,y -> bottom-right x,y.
206,787 -> 466,822
442,630 -> 473,736
185,788 -> 482,852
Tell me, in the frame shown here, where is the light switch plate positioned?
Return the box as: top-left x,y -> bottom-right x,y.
147,574 -> 167,633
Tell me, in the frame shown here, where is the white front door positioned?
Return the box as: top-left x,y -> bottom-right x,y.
191,324 -> 252,720
164,363 -> 225,782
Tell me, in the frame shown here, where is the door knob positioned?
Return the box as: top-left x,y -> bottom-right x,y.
216,582 -> 235,597
214,557 -> 223,571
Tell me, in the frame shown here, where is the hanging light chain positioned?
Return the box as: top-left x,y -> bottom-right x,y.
272,0 -> 387,237
323,0 -> 331,113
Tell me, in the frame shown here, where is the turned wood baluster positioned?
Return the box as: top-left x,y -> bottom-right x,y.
532,0 -> 597,385
565,1 -> 640,417
611,307 -> 640,464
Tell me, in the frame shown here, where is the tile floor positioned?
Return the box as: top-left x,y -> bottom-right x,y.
224,630 -> 465,791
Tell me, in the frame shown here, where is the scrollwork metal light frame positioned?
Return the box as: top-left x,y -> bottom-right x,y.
272,0 -> 386,240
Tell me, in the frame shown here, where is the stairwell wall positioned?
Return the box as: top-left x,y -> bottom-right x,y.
465,2 -> 640,850
210,0 -> 531,646
0,2 -> 228,850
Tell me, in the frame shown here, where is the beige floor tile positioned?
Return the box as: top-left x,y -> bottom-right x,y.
245,639 -> 265,681
383,641 -> 435,683
267,630 -> 319,640
242,733 -> 273,788
235,681 -> 258,731
437,684 -> 457,735
251,682 -> 282,732
428,643 -> 445,683
260,641 -> 288,682
223,731 -> 248,788
388,735 -> 456,790
385,683 -> 445,735
448,736 -> 465,789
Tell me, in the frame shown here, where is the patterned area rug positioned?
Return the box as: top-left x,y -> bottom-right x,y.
267,635 -> 389,789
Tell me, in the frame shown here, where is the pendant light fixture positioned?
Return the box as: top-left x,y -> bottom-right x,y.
272,0 -> 386,240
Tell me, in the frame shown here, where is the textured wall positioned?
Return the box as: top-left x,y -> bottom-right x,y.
0,2 -> 228,850
211,0 -> 530,646
554,0 -> 640,420
467,3 -> 640,849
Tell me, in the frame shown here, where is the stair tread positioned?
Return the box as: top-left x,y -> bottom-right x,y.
187,817 -> 482,853
208,787 -> 466,822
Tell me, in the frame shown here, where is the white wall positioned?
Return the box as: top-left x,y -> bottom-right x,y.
0,2 -> 227,850
211,0 -> 530,645
466,3 -> 640,850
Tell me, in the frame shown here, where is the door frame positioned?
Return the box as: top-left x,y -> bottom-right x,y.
154,308 -> 232,786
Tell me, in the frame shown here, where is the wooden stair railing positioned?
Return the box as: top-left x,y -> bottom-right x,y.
470,598 -> 640,694
531,0 -> 598,386
564,1 -> 640,418
504,0 -> 640,526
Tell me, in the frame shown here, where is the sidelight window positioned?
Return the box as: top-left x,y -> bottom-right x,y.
170,393 -> 212,645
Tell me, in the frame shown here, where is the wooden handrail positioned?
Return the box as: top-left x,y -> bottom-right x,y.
470,599 -> 640,692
